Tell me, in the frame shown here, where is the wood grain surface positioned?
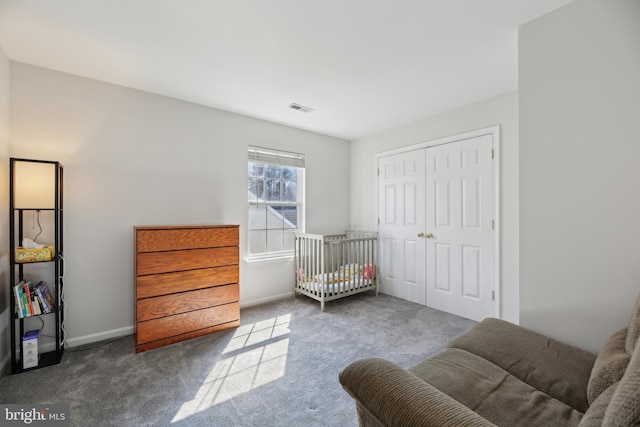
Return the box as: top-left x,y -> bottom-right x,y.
135,319 -> 241,353
136,266 -> 238,299
136,225 -> 239,252
136,284 -> 239,322
136,302 -> 240,345
136,246 -> 238,276
134,225 -> 240,352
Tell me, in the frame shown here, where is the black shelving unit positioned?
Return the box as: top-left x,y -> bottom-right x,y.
9,158 -> 64,374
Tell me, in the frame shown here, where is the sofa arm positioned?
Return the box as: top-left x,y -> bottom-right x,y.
339,358 -> 497,427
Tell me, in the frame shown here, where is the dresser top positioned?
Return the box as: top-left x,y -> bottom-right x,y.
134,224 -> 239,230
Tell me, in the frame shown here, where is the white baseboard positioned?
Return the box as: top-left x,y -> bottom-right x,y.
240,292 -> 293,309
64,325 -> 134,349
7,326 -> 134,364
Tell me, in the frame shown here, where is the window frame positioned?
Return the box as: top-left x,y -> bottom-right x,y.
247,147 -> 305,261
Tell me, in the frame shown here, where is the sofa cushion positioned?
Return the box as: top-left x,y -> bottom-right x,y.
339,358 -> 497,427
587,328 -> 630,404
409,348 -> 583,427
603,340 -> 640,426
578,382 -> 619,427
448,318 -> 596,412
625,293 -> 640,354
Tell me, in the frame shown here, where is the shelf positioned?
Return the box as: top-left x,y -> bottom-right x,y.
15,349 -> 65,373
13,307 -> 60,320
13,208 -> 62,211
15,259 -> 59,265
9,158 -> 64,375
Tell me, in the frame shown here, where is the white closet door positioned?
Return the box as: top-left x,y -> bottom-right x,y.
425,135 -> 495,321
378,149 -> 426,305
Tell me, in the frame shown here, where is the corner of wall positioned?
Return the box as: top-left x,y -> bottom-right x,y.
0,46 -> 11,375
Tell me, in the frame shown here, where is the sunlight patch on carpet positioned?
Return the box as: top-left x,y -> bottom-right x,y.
172,314 -> 291,422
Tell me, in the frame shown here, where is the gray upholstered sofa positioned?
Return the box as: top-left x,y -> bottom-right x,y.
339,295 -> 640,426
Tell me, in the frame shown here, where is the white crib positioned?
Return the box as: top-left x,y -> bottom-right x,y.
294,231 -> 378,311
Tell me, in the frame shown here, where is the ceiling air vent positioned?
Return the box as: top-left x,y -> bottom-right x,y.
289,103 -> 314,113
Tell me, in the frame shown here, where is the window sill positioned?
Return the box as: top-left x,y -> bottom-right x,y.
245,253 -> 294,265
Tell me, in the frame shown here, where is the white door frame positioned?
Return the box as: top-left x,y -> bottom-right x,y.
376,126 -> 501,318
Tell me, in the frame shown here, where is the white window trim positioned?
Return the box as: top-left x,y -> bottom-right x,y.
246,146 -> 305,262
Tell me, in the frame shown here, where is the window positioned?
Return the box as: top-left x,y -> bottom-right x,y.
247,146 -> 305,259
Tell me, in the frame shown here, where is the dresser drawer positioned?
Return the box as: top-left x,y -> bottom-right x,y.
136,265 -> 239,299
136,302 -> 240,345
135,321 -> 241,353
136,226 -> 239,253
137,246 -> 238,276
137,284 -> 239,322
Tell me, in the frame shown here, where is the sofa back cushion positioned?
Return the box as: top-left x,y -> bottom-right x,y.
626,293 -> 640,354
578,382 -> 619,427
587,328 -> 630,404
603,340 -> 640,426
447,317 -> 595,412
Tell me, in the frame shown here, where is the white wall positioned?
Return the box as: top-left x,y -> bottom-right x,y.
520,0 -> 640,353
349,91 -> 520,323
0,46 -> 10,372
9,63 -> 350,346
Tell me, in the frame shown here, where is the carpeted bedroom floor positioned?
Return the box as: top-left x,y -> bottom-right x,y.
0,292 -> 476,427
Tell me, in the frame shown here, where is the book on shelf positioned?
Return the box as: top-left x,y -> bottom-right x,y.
13,281 -> 25,318
36,281 -> 55,313
31,288 -> 41,316
21,283 -> 31,317
30,283 -> 40,315
13,280 -> 55,318
24,282 -> 34,316
36,281 -> 54,313
35,281 -> 51,314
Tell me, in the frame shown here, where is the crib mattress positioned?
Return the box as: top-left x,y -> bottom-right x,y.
296,279 -> 373,295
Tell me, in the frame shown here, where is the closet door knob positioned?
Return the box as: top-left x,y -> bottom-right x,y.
417,232 -> 425,238
426,233 -> 434,239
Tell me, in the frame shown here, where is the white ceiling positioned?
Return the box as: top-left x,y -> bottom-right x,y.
0,0 -> 574,140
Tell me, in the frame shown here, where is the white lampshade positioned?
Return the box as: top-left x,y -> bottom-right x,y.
14,160 -> 57,209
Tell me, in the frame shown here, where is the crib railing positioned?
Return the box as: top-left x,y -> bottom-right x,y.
294,231 -> 378,311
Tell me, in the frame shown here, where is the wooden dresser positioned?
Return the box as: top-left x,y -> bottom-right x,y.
134,225 -> 240,352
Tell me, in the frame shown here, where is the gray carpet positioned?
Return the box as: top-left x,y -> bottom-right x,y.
0,292 -> 476,426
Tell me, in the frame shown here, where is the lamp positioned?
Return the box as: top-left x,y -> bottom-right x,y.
13,160 -> 57,209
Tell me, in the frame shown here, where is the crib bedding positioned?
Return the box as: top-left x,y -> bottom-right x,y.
304,263 -> 374,284
298,263 -> 375,294
297,278 -> 374,295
